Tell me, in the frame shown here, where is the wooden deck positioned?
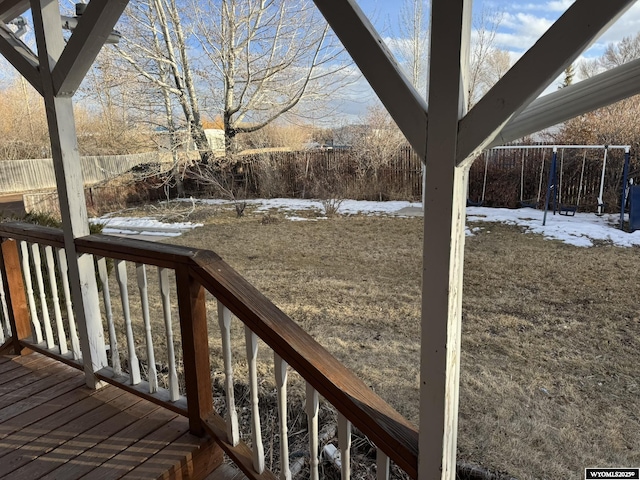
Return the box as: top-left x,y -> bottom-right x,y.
0,352 -> 223,479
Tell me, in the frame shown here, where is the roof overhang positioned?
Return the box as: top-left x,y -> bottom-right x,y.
0,0 -> 29,23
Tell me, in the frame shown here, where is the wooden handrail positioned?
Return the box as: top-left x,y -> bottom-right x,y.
0,222 -> 66,248
190,250 -> 419,477
0,223 -> 419,477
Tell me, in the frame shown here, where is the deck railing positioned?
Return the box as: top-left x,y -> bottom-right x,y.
0,222 -> 419,479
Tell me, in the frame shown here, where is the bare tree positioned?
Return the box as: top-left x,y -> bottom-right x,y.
190,0 -> 345,153
396,0 -> 430,98
579,32 -> 640,79
558,34 -> 640,152
600,33 -> 640,69
77,49 -> 156,155
351,104 -> 406,172
116,0 -> 214,163
467,8 -> 511,109
559,63 -> 575,89
0,78 -> 49,159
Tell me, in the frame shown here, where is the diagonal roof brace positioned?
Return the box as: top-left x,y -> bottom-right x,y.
0,0 -> 30,24
52,0 -> 129,97
311,0 -> 428,160
456,0 -> 636,165
491,57 -> 640,147
0,22 -> 42,95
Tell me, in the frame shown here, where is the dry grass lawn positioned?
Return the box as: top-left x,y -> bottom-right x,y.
123,203 -> 640,479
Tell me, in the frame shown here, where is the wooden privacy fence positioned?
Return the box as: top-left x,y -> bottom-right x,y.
13,146 -> 635,212
0,152 -> 174,194
200,145 -> 634,212
228,147 -> 424,201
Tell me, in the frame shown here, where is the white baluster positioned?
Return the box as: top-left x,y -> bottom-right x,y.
376,449 -> 390,480
0,301 -> 4,342
98,257 -> 121,374
0,273 -> 10,341
245,326 -> 265,474
31,243 -> 55,348
306,383 -> 319,480
30,243 -> 54,348
275,354 -> 291,480
136,263 -> 157,393
19,241 -> 42,343
217,301 -> 239,445
115,259 -> 141,384
158,267 -> 179,401
57,248 -> 80,360
0,276 -> 6,342
338,413 -> 351,480
44,246 -> 67,355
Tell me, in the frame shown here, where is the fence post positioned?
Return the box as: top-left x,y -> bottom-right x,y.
0,239 -> 32,354
176,265 -> 214,436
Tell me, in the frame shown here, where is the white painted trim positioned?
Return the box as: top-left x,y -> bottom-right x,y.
494,58 -> 640,147
245,326 -> 265,474
311,0 -> 428,159
30,0 -> 109,387
490,145 -> 630,150
52,0 -> 129,97
217,301 -> 240,446
457,0 -> 636,164
306,383 -> 319,480
0,24 -> 42,95
274,354 -> 292,480
337,412 -> 352,480
0,0 -> 29,23
419,1 -> 471,478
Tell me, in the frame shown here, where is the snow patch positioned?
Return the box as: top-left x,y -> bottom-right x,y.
95,199 -> 640,248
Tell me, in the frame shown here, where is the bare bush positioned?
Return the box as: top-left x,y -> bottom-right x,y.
321,197 -> 343,216
184,159 -> 248,217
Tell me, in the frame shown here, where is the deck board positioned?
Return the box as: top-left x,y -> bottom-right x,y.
123,430 -> 221,480
0,354 -> 57,387
81,416 -> 190,480
0,352 -> 221,479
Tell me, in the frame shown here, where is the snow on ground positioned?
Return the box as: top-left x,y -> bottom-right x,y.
191,197 -> 423,216
92,198 -> 640,248
466,207 -> 639,248
90,216 -> 202,237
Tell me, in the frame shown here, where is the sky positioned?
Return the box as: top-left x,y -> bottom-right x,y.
357,0 -> 640,59
332,0 -> 640,120
3,1 -> 640,126
94,198 -> 640,249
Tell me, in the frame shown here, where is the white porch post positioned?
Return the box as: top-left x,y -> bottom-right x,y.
419,1 -> 471,478
30,0 -> 107,386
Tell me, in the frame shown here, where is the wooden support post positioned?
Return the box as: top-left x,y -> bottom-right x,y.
30,0 -> 107,386
176,266 -> 214,436
420,1 -> 471,478
0,239 -> 32,354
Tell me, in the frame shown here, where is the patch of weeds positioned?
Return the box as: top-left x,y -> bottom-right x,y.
22,211 -> 104,234
322,198 -> 343,217
260,213 -> 280,225
235,200 -> 247,217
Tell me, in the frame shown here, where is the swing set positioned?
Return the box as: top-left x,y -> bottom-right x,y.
474,145 -> 632,227
541,145 -> 630,225
519,149 -> 546,208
